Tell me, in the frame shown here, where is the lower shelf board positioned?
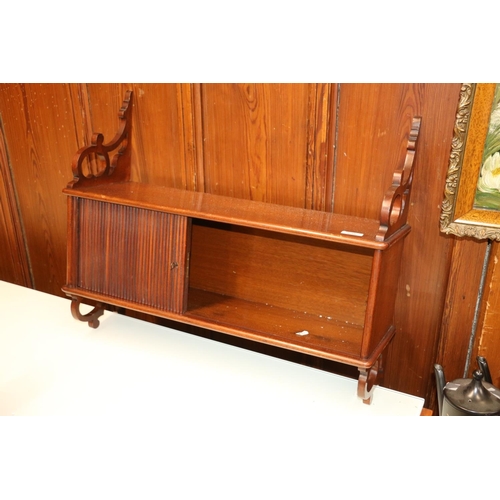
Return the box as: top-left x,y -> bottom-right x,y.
63,285 -> 387,368
185,288 -> 364,362
64,286 -> 393,403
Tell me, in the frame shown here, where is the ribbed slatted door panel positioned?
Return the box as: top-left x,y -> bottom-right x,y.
76,199 -> 190,314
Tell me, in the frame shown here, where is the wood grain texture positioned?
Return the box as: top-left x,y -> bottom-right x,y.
384,84 -> 463,400
200,84 -> 334,208
0,121 -> 32,287
334,84 -> 423,219
86,84 -> 202,190
65,181 -> 401,248
0,84 -> 83,295
186,288 -> 366,363
361,241 -> 405,359
0,82 -> 484,405
433,237 -> 487,409
74,199 -> 190,314
306,83 -> 338,211
65,172 -> 407,372
189,222 -> 373,326
471,241 -> 500,387
68,84 -> 93,149
65,191 -> 402,370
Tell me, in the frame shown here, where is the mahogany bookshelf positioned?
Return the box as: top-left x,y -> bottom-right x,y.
62,91 -> 421,403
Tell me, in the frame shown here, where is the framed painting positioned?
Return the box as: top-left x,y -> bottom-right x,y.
441,83 -> 500,240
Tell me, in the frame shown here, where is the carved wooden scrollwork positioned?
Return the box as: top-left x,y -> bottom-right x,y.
357,355 -> 382,404
67,90 -> 133,189
440,84 -> 475,235
70,296 -> 104,329
377,116 -> 422,241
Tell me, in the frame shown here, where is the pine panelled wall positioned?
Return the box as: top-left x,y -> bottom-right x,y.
1,83 -> 494,410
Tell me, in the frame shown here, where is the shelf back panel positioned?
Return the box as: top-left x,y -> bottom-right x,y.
189,220 -> 373,328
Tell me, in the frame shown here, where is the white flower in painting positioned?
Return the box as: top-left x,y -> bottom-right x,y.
490,108 -> 500,133
477,151 -> 500,193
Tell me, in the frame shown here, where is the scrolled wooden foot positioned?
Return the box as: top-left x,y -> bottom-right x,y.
70,297 -> 104,328
357,357 -> 381,405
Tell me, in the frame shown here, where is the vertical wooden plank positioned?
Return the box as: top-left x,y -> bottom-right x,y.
334,84 -> 423,219
84,83 -> 129,136
0,83 -> 84,296
383,84 -> 464,402
201,84 -> 316,207
202,83 -> 268,201
471,241 -> 500,386
0,118 -> 32,287
305,83 -> 338,211
142,82 -> 187,189
180,83 -> 204,192
68,83 -> 93,147
87,84 -> 198,190
132,83 -> 189,189
434,238 -> 487,394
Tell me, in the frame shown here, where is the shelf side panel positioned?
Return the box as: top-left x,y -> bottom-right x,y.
361,240 -> 406,359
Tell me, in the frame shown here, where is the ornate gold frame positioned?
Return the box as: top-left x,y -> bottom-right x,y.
440,83 -> 500,240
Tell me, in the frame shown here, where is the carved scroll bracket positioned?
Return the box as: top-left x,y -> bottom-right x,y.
67,90 -> 133,189
377,116 -> 422,242
70,296 -> 104,329
357,355 -> 383,405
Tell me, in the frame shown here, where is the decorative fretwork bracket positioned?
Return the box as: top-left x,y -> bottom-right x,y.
67,90 -> 133,189
377,116 -> 422,242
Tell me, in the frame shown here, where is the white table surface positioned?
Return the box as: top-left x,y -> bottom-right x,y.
0,279 -> 432,498
0,280 -> 424,417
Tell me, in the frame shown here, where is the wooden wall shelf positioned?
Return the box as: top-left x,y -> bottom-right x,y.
62,91 -> 421,404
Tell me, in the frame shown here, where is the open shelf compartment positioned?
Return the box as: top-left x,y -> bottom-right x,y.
186,219 -> 372,361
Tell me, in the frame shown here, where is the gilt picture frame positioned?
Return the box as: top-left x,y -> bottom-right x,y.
440,83 -> 500,240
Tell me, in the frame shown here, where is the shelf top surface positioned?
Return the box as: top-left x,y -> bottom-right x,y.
65,181 -> 409,249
